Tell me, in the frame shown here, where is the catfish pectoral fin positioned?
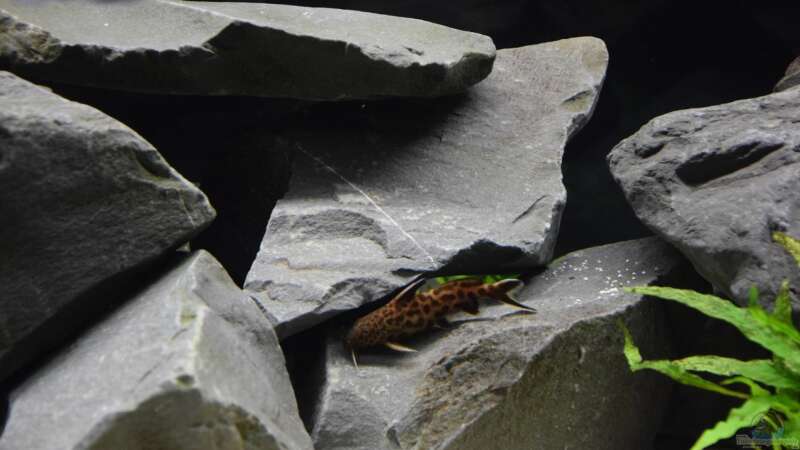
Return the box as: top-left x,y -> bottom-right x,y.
458,297 -> 480,315
434,318 -> 452,330
385,341 -> 418,352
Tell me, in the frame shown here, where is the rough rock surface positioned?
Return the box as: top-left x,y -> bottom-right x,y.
775,56 -> 800,92
608,88 -> 800,307
0,0 -> 495,100
310,238 -> 677,450
0,72 -> 215,380
0,251 -> 313,450
245,37 -> 609,338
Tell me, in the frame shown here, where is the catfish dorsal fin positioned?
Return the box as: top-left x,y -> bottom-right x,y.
391,278 -> 427,307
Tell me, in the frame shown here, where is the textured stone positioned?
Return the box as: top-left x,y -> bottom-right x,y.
608,88 -> 800,307
310,238 -> 678,450
245,37 -> 609,338
0,71 -> 215,380
0,0 -> 495,100
775,56 -> 800,92
0,251 -> 313,450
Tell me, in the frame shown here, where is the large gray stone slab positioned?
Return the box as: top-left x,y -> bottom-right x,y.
245,37 -> 609,339
608,87 -> 800,307
0,251 -> 313,450
0,71 -> 215,380
310,238 -> 678,450
0,0 -> 495,100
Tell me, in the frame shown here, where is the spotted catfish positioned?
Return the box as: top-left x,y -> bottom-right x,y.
345,277 -> 535,366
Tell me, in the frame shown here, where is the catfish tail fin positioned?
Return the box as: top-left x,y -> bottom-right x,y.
491,279 -> 536,313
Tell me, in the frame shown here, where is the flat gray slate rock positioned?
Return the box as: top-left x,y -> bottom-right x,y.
608,87 -> 800,308
0,0 -> 495,100
310,238 -> 676,450
0,251 -> 313,450
0,72 -> 215,380
245,37 -> 609,339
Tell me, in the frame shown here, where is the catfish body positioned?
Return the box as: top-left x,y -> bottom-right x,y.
345,278 -> 534,352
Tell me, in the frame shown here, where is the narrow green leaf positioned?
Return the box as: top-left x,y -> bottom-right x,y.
673,356 -> 800,391
636,361 -> 750,400
746,308 -> 800,376
620,323 -> 749,399
782,414 -> 800,443
749,284 -> 760,309
690,396 -> 774,450
721,376 -> 770,397
619,321 -> 642,365
627,286 -> 800,373
482,274 -> 520,284
435,274 -> 521,285
748,306 -> 800,345
774,232 -> 800,267
767,392 -> 800,414
773,280 -> 794,326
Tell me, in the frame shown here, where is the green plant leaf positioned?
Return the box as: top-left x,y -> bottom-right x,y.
434,274 -> 521,285
620,321 -> 643,363
482,274 -> 520,284
747,309 -> 800,377
620,233 -> 800,450
774,232 -> 800,267
749,284 -> 760,309
690,395 -> 774,450
783,413 -> 800,442
774,280 -> 794,326
721,376 -> 770,397
627,286 -> 800,373
673,357 -> 800,391
620,323 -> 749,399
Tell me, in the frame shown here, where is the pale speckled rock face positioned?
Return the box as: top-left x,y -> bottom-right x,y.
310,238 -> 680,450
245,37 -> 610,339
608,87 -> 800,308
0,0 -> 495,100
0,251 -> 313,450
0,71 -> 215,380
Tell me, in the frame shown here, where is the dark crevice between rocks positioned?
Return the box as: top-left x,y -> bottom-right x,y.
280,324 -> 330,433
546,0 -> 797,258
47,84 -> 303,286
0,251 -> 188,436
435,240 -> 543,275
